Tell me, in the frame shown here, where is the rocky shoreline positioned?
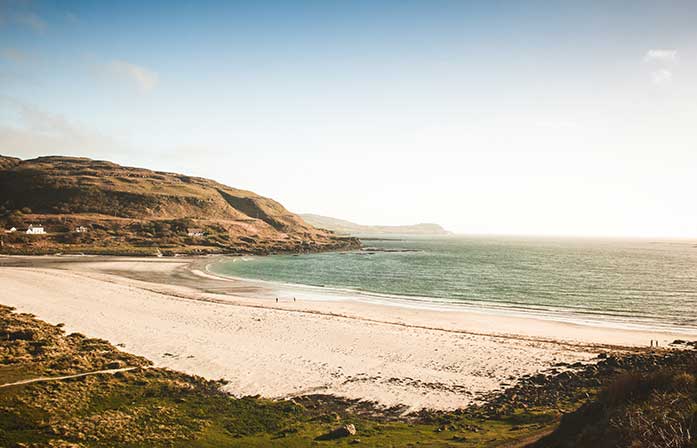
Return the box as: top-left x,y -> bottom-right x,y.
0,230 -> 360,257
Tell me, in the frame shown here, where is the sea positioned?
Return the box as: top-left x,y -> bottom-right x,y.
209,235 -> 697,333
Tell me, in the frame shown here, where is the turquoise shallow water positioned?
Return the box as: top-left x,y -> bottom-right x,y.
210,236 -> 697,330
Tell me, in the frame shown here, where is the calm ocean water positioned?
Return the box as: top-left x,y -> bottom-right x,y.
210,236 -> 697,331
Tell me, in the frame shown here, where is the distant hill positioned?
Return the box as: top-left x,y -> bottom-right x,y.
0,155 -> 359,255
300,214 -> 451,236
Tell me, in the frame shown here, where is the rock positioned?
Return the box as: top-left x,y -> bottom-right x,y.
531,374 -> 546,385
672,339 -> 686,345
597,352 -> 608,359
5,329 -> 35,341
557,371 -> 575,381
105,360 -> 123,369
605,356 -> 620,368
316,424 -> 357,440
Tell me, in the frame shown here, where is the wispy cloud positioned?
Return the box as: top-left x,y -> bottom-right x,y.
13,12 -> 46,32
644,49 -> 678,63
106,59 -> 159,92
643,49 -> 678,85
0,47 -> 29,64
0,1 -> 47,33
0,96 -> 126,158
650,68 -> 673,85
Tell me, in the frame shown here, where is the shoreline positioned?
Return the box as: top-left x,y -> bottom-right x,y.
1,254 -> 694,410
204,256 -> 697,337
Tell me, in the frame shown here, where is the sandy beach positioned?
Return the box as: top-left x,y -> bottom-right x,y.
1,255 -> 693,411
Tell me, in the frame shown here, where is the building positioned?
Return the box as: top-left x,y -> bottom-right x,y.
75,226 -> 89,233
4,227 -> 17,234
26,225 -> 45,235
187,228 -> 205,237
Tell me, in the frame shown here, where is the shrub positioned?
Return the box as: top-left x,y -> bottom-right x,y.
6,210 -> 25,228
604,370 -> 677,406
672,373 -> 697,392
611,391 -> 697,448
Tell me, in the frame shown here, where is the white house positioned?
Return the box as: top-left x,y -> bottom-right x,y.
4,227 -> 16,234
187,228 -> 205,237
75,226 -> 89,233
26,224 -> 45,235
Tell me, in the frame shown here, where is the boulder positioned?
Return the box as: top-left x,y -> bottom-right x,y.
531,374 -> 546,385
4,329 -> 35,341
105,360 -> 124,369
315,424 -> 357,440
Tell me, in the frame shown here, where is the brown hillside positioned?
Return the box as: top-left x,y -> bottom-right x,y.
0,155 -> 21,170
0,155 -> 358,255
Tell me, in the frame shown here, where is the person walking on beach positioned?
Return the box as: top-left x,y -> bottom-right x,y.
275,297 -> 278,303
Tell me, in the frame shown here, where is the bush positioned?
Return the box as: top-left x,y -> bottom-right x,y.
535,363 -> 697,448
604,370 -> 677,406
612,391 -> 697,448
169,218 -> 194,233
672,373 -> 697,392
6,210 -> 25,228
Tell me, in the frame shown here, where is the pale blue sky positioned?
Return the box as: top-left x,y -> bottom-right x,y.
1,1 -> 696,236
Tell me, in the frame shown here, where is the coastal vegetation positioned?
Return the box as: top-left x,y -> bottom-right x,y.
2,304 -> 695,447
532,358 -> 697,448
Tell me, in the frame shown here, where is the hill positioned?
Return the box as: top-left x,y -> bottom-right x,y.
300,213 -> 451,235
0,155 -> 359,255
530,350 -> 697,448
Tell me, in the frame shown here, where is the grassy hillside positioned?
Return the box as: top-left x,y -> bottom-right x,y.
0,156 -> 359,255
300,213 -> 451,235
531,357 -> 697,448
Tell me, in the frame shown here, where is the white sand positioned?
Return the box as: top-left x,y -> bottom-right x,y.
1,257 -> 693,410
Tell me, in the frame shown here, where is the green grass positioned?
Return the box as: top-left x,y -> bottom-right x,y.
0,367 -> 563,447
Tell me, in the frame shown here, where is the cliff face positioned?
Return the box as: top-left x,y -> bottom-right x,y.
0,155 -> 359,255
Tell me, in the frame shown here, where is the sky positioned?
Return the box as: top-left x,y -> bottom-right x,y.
1,0 -> 696,238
